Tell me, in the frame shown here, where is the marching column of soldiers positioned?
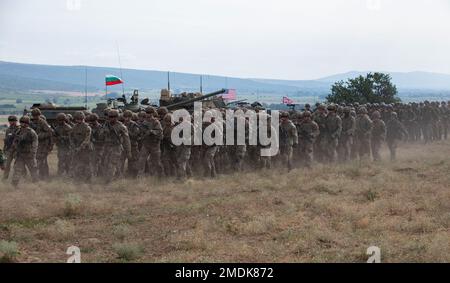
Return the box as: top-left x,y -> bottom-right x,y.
1,100 -> 449,186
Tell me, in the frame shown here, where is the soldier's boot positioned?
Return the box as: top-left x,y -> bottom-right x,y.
11,179 -> 19,187
287,159 -> 293,172
389,145 -> 396,161
3,169 -> 9,180
211,164 -> 217,178
3,156 -> 12,180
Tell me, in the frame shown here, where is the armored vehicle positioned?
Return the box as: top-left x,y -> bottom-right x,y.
24,103 -> 88,126
161,89 -> 227,111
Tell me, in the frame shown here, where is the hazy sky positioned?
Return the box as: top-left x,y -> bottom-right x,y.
1,0 -> 450,80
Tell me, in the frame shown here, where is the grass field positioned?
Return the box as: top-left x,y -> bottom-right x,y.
0,139 -> 449,263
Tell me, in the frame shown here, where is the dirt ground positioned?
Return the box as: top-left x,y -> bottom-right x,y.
0,139 -> 449,263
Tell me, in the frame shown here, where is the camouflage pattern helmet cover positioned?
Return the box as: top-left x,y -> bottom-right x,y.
372,110 -> 381,119
108,109 -> 119,118
280,111 -> 289,118
73,111 -> 85,120
8,115 -> 18,122
88,113 -> 99,122
19,116 -> 31,124
56,113 -> 67,121
145,106 -> 156,114
31,108 -> 41,116
358,106 -> 368,114
123,110 -> 133,118
157,107 -> 169,116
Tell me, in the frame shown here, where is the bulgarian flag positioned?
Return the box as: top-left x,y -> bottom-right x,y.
105,75 -> 124,86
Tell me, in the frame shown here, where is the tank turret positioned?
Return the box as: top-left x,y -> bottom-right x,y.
163,89 -> 227,111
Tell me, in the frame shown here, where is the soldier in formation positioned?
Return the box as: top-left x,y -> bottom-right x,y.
2,100 -> 449,185
3,115 -> 19,180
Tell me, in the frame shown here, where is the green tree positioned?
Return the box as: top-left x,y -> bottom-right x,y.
326,72 -> 400,104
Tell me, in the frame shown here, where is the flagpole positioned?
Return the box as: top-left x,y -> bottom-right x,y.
200,75 -> 203,94
85,66 -> 88,109
167,71 -> 170,92
116,41 -> 125,96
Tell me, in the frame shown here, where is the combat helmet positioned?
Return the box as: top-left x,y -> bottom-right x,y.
56,113 -> 67,121
19,116 -> 31,124
73,111 -> 85,121
123,110 -> 133,118
8,115 -> 18,122
358,106 -> 368,114
31,108 -> 41,117
108,109 -> 119,118
372,111 -> 381,119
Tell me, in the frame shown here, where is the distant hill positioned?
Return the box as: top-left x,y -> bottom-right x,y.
317,71 -> 450,90
0,61 -> 301,94
1,61 -> 450,101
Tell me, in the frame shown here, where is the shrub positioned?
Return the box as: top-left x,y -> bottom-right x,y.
113,243 -> 144,261
0,241 -> 19,263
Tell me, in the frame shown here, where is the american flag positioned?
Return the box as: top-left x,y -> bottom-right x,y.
222,89 -> 237,100
282,96 -> 294,104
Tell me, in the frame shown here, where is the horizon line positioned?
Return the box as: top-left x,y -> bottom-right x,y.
2,59 -> 450,82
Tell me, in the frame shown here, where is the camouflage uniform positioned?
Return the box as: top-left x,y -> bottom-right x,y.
258,114 -> 277,170
202,119 -> 221,178
386,112 -> 408,161
173,117 -> 193,180
297,111 -> 319,168
30,109 -> 54,179
189,118 -> 203,175
88,114 -> 105,177
403,105 -> 417,142
2,116 -> 19,180
11,116 -> 38,187
102,110 -> 132,182
445,102 -> 450,140
370,111 -> 386,161
137,108 -> 164,178
53,113 -> 72,176
0,149 -> 4,170
231,115 -> 248,172
313,106 -> 327,162
439,102 -> 449,140
69,112 -> 93,182
323,106 -> 342,163
123,111 -> 141,177
421,102 -> 438,143
161,114 -> 177,177
279,112 -> 298,171
354,107 -> 373,160
338,108 -> 355,162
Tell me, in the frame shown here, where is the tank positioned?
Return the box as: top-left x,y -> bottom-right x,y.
162,89 -> 228,111
91,89 -> 147,120
25,103 -> 88,126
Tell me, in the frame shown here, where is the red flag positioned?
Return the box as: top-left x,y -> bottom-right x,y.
282,96 -> 294,104
222,89 -> 237,100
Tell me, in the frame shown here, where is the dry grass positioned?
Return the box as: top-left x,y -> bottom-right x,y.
0,139 -> 449,262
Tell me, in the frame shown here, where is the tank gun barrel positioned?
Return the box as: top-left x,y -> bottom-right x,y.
166,89 -> 227,110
